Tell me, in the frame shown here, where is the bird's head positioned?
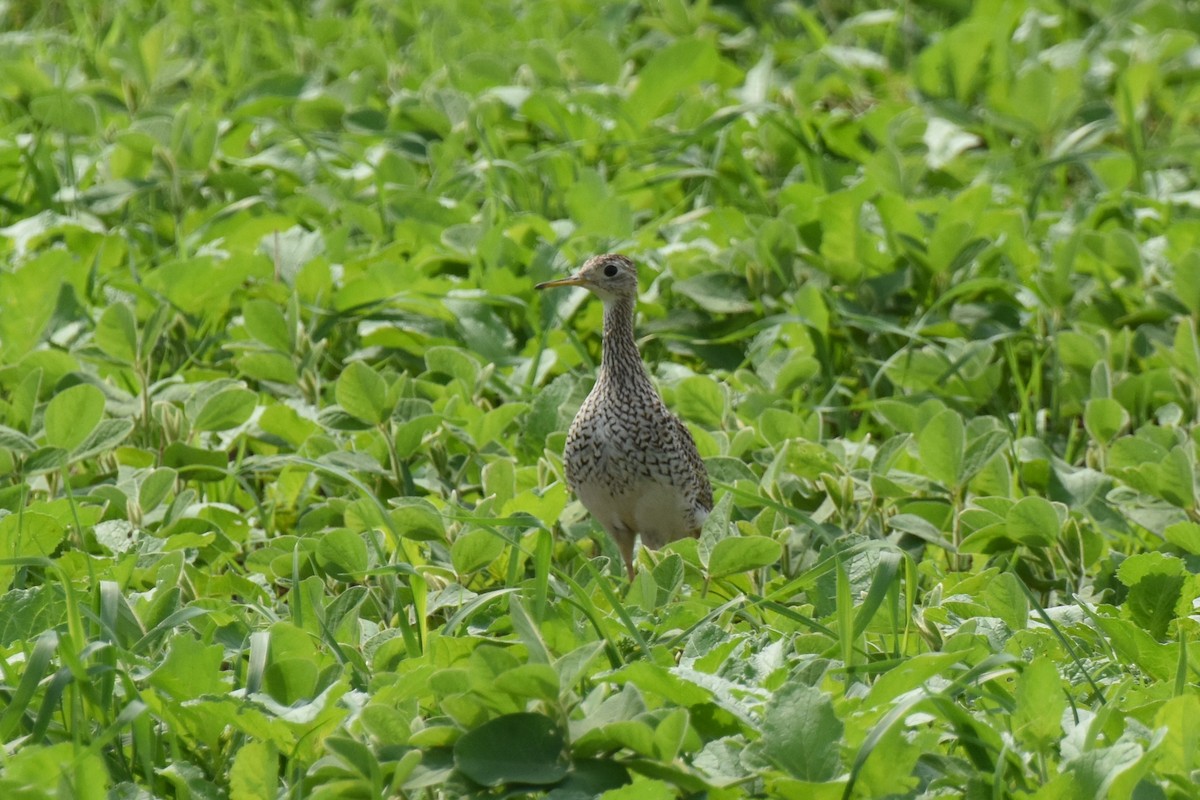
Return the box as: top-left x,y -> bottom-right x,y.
536,254 -> 638,303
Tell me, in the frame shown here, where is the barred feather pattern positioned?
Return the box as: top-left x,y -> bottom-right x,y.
560,256 -> 713,569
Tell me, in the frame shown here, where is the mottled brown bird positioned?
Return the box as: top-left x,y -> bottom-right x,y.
537,254 -> 713,578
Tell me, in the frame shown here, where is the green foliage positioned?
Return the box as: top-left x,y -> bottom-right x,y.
0,0 -> 1198,797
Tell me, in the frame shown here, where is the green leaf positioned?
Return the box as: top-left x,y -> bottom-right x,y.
1012,658 -> 1065,750
0,512 -> 66,560
627,38 -> 718,129
1084,397 -> 1129,443
453,713 -> 569,786
138,467 -> 177,512
1163,522 -> 1200,555
918,408 -> 964,488
193,388 -> 257,432
242,299 -> 294,352
982,571 -> 1028,631
0,425 -> 38,454
451,528 -> 505,575
147,635 -> 228,699
673,376 -> 725,428
761,684 -> 843,781
493,664 -> 560,703
93,302 -> 138,364
43,384 -> 104,451
230,740 -> 278,800
864,652 -> 964,707
425,345 -> 481,386
24,447 -> 69,474
569,32 -> 621,83
1154,694 -> 1200,777
316,529 -> 369,579
336,361 -> 390,425
71,418 -> 134,461
1117,552 -> 1186,641
672,273 -> 755,314
388,497 -> 445,541
961,430 -> 1009,485
162,442 -> 228,482
707,536 -> 782,579
236,352 -> 299,384
1005,496 -> 1060,548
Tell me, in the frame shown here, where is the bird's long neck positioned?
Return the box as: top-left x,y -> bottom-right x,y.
599,294 -> 650,386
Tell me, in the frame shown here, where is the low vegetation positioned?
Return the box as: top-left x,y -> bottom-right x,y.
1,0 -> 1198,797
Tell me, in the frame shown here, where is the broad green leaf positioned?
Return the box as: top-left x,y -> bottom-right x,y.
8,368 -> 41,432
71,418 -> 134,461
653,708 -> 690,761
707,536 -> 783,578
193,387 -> 257,431
1117,552 -> 1186,641
451,527 -> 505,575
569,31 -> 621,83
918,408 -> 964,488
1154,694 -> 1199,776
143,255 -> 257,318
147,635 -> 228,699
162,442 -> 228,482
1156,447 -> 1195,509
0,425 -> 38,454
43,384 -> 104,451
673,376 -> 725,428
242,299 -> 294,352
1005,496 -> 1060,547
23,447 -> 69,474
1172,317 -> 1200,380
336,361 -> 390,425
1163,522 -> 1200,555
237,352 -> 299,384
864,652 -> 964,707
395,414 -> 442,456
453,713 -> 569,786
627,38 -> 718,129
597,779 -> 674,800
961,430 -> 1009,485
316,529 -> 369,578
0,512 -> 65,563
673,273 -> 755,314
425,345 -> 481,386
1084,397 -> 1129,443
608,662 -> 712,707
1174,253 -> 1200,317
493,664 -> 559,702
1012,657 -> 1064,750
258,403 -> 318,446
230,740 -> 278,800
388,497 -> 445,542
982,571 -> 1028,631
94,302 -> 138,364
264,658 -> 320,705
138,467 -> 177,512
761,684 -> 842,781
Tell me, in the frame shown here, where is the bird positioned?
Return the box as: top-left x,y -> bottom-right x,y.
536,254 -> 713,579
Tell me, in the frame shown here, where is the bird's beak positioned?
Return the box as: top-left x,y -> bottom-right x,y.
535,274 -> 587,290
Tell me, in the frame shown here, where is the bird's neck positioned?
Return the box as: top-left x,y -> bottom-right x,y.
599,295 -> 650,384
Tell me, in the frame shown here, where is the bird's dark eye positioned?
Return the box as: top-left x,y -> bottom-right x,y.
604,263 -> 619,277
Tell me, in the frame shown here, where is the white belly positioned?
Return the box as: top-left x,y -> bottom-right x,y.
576,477 -> 705,549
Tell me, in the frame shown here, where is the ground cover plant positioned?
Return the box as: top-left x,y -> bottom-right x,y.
1,0 -> 1198,797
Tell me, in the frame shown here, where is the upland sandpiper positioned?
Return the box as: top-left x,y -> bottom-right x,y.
537,254 -> 713,578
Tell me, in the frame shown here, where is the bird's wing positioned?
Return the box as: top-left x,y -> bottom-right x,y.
670,414 -> 714,512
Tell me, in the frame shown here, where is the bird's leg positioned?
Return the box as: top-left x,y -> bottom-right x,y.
618,536 -> 636,581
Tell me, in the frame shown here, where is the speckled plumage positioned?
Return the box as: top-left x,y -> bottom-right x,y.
537,254 -> 713,578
